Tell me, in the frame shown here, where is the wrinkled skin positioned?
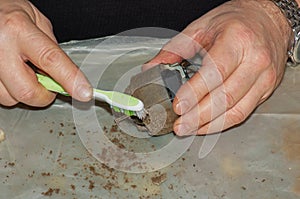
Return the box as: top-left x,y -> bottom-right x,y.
144,0 -> 292,136
0,0 -> 92,107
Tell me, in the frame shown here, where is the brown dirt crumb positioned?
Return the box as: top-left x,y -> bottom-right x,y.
151,173 -> 167,185
131,185 -> 137,189
89,166 -> 100,176
41,172 -> 51,177
103,182 -> 114,191
111,138 -> 126,149
110,125 -> 119,133
42,188 -> 60,196
88,180 -> 95,190
71,184 -> 76,191
8,162 -> 15,167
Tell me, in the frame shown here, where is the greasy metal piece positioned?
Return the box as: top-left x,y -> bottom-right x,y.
161,69 -> 183,101
114,61 -> 197,136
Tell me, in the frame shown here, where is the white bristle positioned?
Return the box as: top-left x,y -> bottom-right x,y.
136,109 -> 148,120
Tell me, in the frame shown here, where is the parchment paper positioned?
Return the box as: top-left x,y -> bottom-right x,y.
0,36 -> 299,199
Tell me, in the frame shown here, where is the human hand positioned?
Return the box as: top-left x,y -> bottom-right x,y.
143,0 -> 291,135
0,0 -> 92,107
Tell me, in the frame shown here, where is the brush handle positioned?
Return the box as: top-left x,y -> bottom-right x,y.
94,89 -> 144,111
36,73 -> 69,95
36,73 -> 144,112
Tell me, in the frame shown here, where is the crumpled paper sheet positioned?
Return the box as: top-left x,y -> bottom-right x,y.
0,36 -> 299,199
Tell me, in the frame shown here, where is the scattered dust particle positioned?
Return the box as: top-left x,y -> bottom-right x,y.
0,129 -> 5,142
168,184 -> 174,190
111,138 -> 125,149
71,132 -> 76,135
49,150 -> 53,155
73,157 -> 80,161
89,166 -> 100,176
131,185 -> 137,189
41,172 -> 51,177
88,180 -> 95,190
71,184 -> 76,191
182,158 -> 185,161
28,171 -> 35,178
151,173 -> 167,185
241,186 -> 247,190
8,162 -> 15,167
49,130 -> 53,134
101,163 -> 115,173
103,182 -> 115,191
41,188 -> 60,196
110,125 -> 119,133
103,126 -> 107,132
58,132 -> 64,136
60,123 -> 64,127
261,179 -> 266,183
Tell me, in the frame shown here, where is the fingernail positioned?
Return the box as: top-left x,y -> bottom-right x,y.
77,84 -> 93,101
174,124 -> 190,136
175,100 -> 189,114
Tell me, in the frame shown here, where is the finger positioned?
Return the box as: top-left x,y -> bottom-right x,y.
177,69 -> 271,136
0,58 -> 56,107
19,21 -> 92,102
173,32 -> 244,115
28,2 -> 57,43
142,32 -> 203,71
0,80 -> 18,106
174,60 -> 264,134
142,50 -> 183,71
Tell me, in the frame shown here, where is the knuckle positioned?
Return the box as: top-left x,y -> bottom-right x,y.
16,87 -> 37,103
227,107 -> 247,125
224,90 -> 235,109
0,96 -> 17,106
38,47 -> 63,68
1,11 -> 29,32
226,20 -> 255,45
0,90 -> 17,107
253,48 -> 272,69
198,113 -> 207,127
44,18 -> 53,31
264,68 -> 277,86
1,100 -> 17,107
215,62 -> 227,81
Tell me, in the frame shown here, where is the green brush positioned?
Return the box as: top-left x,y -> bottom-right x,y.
36,73 -> 146,119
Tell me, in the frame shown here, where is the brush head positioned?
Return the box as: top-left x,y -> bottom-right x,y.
135,108 -> 148,120
112,106 -> 147,120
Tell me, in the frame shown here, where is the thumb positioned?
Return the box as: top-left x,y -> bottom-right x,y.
142,31 -> 203,71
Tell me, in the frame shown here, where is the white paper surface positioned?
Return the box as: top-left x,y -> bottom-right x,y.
0,36 -> 299,199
